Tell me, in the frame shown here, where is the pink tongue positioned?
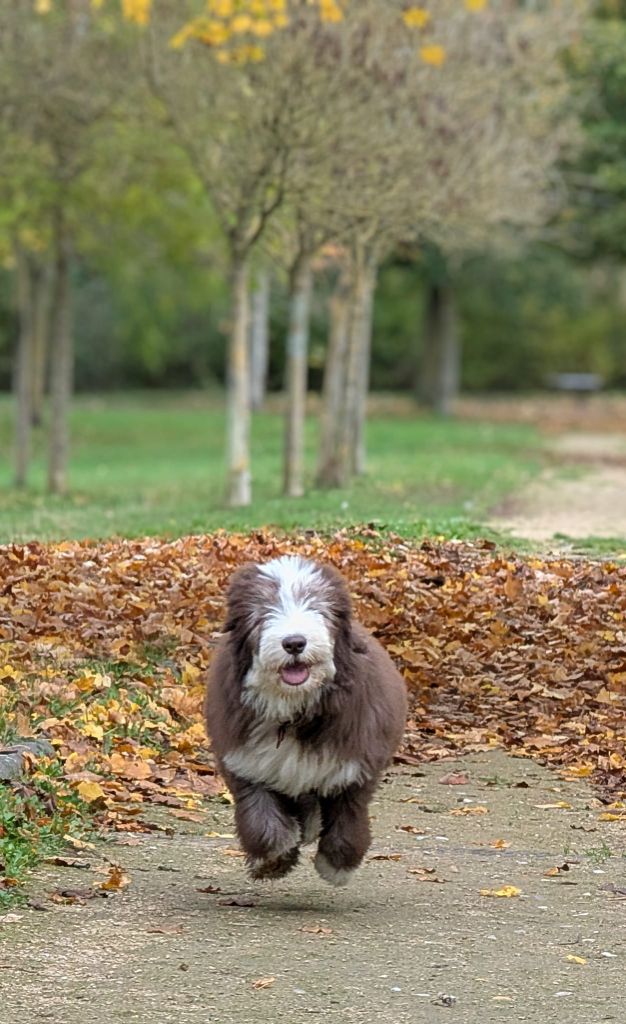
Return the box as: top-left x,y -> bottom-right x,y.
280,664 -> 310,687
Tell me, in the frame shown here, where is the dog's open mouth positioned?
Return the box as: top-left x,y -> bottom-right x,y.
280,663 -> 310,687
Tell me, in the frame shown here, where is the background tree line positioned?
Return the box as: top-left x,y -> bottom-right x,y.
1,0 -> 621,506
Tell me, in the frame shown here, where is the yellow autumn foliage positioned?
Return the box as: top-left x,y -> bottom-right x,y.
420,43 -> 447,66
122,0 -> 151,26
403,7 -> 431,29
319,0 -> 344,22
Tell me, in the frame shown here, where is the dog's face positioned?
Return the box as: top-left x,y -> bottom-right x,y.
224,556 -> 352,719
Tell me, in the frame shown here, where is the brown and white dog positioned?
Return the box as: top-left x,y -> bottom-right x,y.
205,555 -> 407,886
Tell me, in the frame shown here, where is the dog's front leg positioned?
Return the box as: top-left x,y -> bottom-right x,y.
314,782 -> 374,887
229,776 -> 301,880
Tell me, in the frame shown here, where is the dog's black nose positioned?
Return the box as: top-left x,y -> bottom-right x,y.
282,634 -> 307,656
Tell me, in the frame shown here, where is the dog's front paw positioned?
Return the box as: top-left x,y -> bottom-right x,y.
313,852 -> 356,887
248,846 -> 299,881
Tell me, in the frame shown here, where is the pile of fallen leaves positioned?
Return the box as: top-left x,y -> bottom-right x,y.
1,528 -> 626,844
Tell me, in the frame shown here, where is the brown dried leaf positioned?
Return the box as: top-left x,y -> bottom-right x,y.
98,864 -> 131,892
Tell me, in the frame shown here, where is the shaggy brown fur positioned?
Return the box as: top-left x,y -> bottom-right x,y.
205,559 -> 407,885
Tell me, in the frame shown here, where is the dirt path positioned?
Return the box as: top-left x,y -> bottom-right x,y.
3,752 -> 626,1024
488,432 -> 626,543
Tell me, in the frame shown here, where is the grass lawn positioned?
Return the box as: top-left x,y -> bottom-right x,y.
0,392 -> 542,544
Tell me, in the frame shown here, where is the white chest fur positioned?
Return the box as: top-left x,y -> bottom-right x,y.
223,721 -> 366,798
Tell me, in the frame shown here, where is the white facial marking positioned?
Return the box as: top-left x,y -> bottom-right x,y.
245,556 -> 336,717
313,852 -> 356,887
223,720 -> 366,799
259,555 -> 322,594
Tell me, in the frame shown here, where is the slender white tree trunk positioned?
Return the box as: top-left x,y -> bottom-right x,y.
46,223 -> 72,495
336,254 -> 374,486
13,247 -> 34,489
418,281 -> 460,417
227,254 -> 252,507
249,266 -> 271,412
352,262 -> 377,476
283,255 -> 313,498
316,265 -> 352,488
47,221 -> 73,496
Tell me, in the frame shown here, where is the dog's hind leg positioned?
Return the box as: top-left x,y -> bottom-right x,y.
248,845 -> 300,881
229,777 -> 301,879
314,782 -> 375,887
296,794 -> 321,845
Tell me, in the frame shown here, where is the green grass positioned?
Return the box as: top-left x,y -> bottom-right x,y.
0,392 -> 543,543
0,763 -> 90,908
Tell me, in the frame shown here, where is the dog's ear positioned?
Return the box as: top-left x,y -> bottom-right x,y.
223,564 -> 260,633
320,564 -> 366,653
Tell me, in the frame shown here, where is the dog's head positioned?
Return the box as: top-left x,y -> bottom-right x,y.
223,556 -> 356,718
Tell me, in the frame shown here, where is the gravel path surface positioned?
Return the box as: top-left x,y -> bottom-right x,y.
2,752 -> 625,1024
489,433 -> 626,543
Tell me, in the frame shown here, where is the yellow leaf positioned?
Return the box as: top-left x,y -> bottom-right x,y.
0,665 -> 22,681
251,19 -> 274,37
81,722 -> 104,741
173,721 -> 206,752
562,766 -> 593,779
420,44 -> 446,67
465,0 -> 487,9
181,662 -> 202,687
599,812 -> 626,822
319,0 -> 343,22
65,835 -> 95,851
231,14 -> 253,32
76,781 -> 105,804
170,26 -> 192,49
566,955 -> 587,965
480,886 -> 521,898
122,0 -> 151,26
209,0 -> 234,14
403,7 -> 430,29
533,802 -> 572,810
63,751 -> 89,773
35,0 -> 52,12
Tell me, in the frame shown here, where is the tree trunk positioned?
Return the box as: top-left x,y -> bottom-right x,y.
283,256 -> 313,498
47,222 -> 73,496
335,256 -> 375,487
249,266 -> 271,412
352,263 -> 377,476
316,265 -> 352,488
31,261 -> 52,428
417,281 -> 460,417
13,247 -> 35,489
226,254 -> 252,507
